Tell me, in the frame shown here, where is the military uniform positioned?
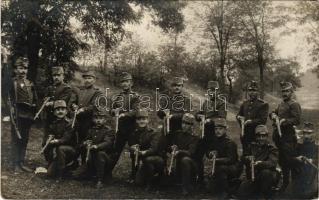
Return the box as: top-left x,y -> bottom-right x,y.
157,77 -> 192,133
43,100 -> 77,178
237,81 -> 269,154
270,82 -> 301,189
9,57 -> 37,172
128,125 -> 165,186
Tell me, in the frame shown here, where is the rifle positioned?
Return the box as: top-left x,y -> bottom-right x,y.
168,145 -> 178,175
40,135 -> 54,154
114,108 -> 120,133
133,144 -> 140,167
85,141 -> 92,163
198,114 -> 205,138
247,156 -> 255,181
7,94 -> 22,139
34,97 -> 51,120
274,116 -> 282,137
237,116 -> 245,137
302,157 -> 318,170
210,151 -> 217,176
71,108 -> 78,128
163,109 -> 171,135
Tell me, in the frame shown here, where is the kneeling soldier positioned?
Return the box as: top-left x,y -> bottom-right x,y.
128,109 -> 165,189
73,109 -> 115,189
239,125 -> 279,199
43,100 -> 77,179
166,113 -> 199,195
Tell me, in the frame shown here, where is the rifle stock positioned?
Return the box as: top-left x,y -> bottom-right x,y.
168,145 -> 177,175
40,135 -> 54,154
134,144 -> 140,167
210,151 -> 217,176
198,115 -> 205,138
85,142 -> 92,163
275,117 -> 282,137
163,109 -> 170,135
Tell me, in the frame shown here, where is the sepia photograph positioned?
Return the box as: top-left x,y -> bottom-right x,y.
1,0 -> 318,199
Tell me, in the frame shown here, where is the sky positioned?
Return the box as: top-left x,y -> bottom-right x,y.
124,1 -> 315,72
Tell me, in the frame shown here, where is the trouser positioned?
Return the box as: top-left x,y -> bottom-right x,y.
11,117 -> 33,166
176,156 -> 198,191
278,140 -> 297,188
135,156 -> 165,186
47,145 -> 76,177
208,164 -> 242,194
93,151 -> 113,181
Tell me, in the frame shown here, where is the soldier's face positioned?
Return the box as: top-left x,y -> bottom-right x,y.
52,73 -> 64,85
282,89 -> 292,100
136,117 -> 149,128
15,66 -> 28,78
83,76 -> 96,87
120,80 -> 132,90
248,90 -> 258,100
182,121 -> 193,133
215,126 -> 226,137
54,107 -> 67,119
93,116 -> 106,127
256,133 -> 268,145
207,89 -> 216,97
172,83 -> 183,94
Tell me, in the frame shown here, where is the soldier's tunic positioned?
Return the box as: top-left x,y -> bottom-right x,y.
165,130 -> 199,191
239,142 -> 279,198
128,127 -> 165,185
200,135 -> 242,195
9,77 -> 37,166
81,125 -> 115,181
288,141 -> 318,198
157,91 -> 192,133
111,90 -> 139,167
270,98 -> 301,187
44,117 -> 77,177
237,98 -> 269,153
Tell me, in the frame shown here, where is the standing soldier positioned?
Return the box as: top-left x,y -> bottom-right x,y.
8,56 -> 37,173
236,80 -> 269,154
200,118 -> 242,198
166,113 -> 199,195
72,70 -> 103,161
287,122 -> 317,198
128,109 -> 165,189
270,81 -> 301,191
239,125 -> 279,199
43,100 -> 77,179
72,109 -> 115,189
111,72 -> 140,172
157,77 -> 192,133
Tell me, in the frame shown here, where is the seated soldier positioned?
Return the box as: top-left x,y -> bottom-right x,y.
238,125 -> 279,199
42,100 -> 77,180
128,109 -> 165,190
205,118 -> 242,198
72,109 -> 115,189
287,122 -> 318,198
166,113 -> 199,195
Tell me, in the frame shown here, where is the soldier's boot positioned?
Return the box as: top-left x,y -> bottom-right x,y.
72,164 -> 88,178
19,162 -> 33,173
96,180 -> 103,189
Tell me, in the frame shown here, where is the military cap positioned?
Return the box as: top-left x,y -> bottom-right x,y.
280,81 -> 293,91
120,72 -> 133,81
53,100 -> 67,109
15,56 -> 29,68
207,81 -> 219,89
93,109 -> 108,117
214,118 -> 227,128
171,77 -> 184,85
255,125 -> 268,135
52,66 -> 64,75
82,70 -> 96,78
303,122 -> 314,133
248,80 -> 258,91
136,109 -> 149,118
182,113 -> 195,125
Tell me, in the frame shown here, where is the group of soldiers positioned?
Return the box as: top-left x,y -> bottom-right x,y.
8,56 -> 318,198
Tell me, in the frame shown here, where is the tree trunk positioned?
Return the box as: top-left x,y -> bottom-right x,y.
257,51 -> 265,99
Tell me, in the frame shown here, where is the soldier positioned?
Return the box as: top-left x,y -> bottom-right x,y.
239,125 -> 279,199
8,56 -> 37,173
202,118 -> 242,198
72,70 -> 104,162
157,77 -> 192,133
72,109 -> 115,189
269,81 -> 301,191
287,122 -> 318,198
111,72 -> 140,172
166,113 -> 199,195
43,100 -> 77,179
128,109 -> 165,189
236,80 -> 269,155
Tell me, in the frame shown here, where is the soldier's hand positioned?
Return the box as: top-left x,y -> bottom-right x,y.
140,150 -> 147,156
279,118 -> 286,125
50,139 -> 60,144
77,108 -> 85,114
91,145 -> 98,150
72,104 -> 79,111
244,119 -> 252,125
45,101 -> 54,107
254,161 -> 262,166
270,113 -> 277,120
205,118 -> 212,123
